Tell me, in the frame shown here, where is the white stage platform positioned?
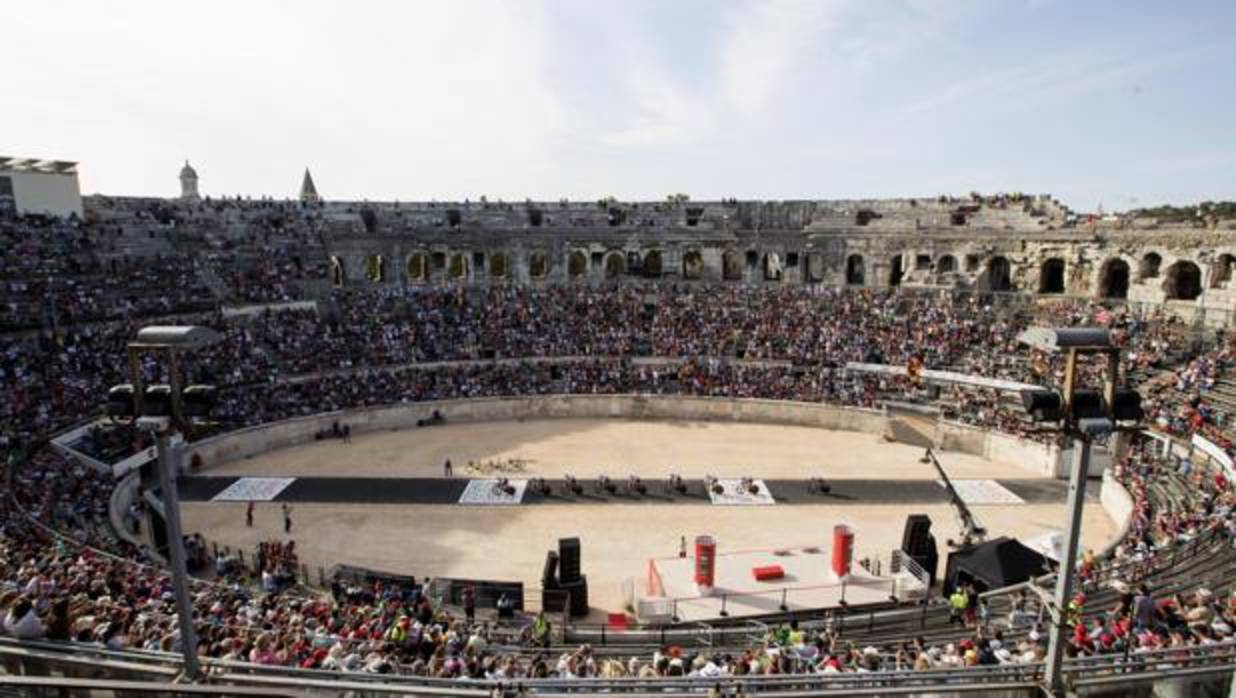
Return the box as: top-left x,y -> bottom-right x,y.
642,544 -> 927,623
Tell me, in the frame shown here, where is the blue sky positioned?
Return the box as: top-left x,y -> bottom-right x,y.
4,0 -> 1233,211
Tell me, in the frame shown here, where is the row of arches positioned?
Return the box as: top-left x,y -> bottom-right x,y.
328,249 -> 1216,301
330,250 -> 678,286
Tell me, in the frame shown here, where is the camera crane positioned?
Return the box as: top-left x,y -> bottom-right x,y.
920,447 -> 986,546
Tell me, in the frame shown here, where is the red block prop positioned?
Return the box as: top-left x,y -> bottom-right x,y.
694,536 -> 717,588
832,525 -> 854,578
752,565 -> 784,581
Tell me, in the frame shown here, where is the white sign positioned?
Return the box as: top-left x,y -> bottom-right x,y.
211,477 -> 297,502
707,479 -> 776,506
942,479 -> 1024,505
458,479 -> 527,505
1192,434 -> 1236,479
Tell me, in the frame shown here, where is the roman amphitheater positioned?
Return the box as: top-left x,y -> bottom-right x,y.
4,159 -> 1236,696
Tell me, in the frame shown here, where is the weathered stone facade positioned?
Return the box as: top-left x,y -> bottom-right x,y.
316,194 -> 1236,325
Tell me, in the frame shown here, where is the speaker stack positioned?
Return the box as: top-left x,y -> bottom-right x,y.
557,537 -> 588,617
900,514 -> 939,586
541,550 -> 565,612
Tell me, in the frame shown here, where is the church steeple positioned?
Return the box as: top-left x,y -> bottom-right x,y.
299,168 -> 320,203
179,160 -> 200,201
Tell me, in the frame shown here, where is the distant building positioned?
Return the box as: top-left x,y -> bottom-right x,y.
180,161 -> 200,201
0,156 -> 83,218
300,168 -> 320,203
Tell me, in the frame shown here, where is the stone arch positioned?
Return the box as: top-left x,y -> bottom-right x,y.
888,255 -> 904,287
846,254 -> 865,286
329,256 -> 346,287
529,251 -> 550,279
1039,258 -> 1066,294
1098,258 -> 1130,299
364,254 -> 385,283
489,252 -> 509,278
805,253 -> 826,282
764,252 -> 783,281
985,256 -> 1012,291
448,253 -> 469,280
1210,253 -> 1236,289
1139,252 -> 1162,280
643,250 -> 663,278
936,255 -> 957,273
682,249 -> 704,279
567,251 -> 588,278
406,253 -> 427,281
722,251 -> 744,281
1164,260 -> 1202,300
604,251 -> 626,278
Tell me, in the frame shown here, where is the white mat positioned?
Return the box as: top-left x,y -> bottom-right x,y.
708,479 -> 776,505
211,477 -> 296,502
940,479 -> 1024,505
459,479 -> 528,505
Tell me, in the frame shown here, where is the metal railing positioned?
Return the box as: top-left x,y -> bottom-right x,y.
1,636 -> 1233,696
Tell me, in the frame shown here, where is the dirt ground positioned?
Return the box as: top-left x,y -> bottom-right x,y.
202,418 -> 1048,480
182,419 -> 1118,614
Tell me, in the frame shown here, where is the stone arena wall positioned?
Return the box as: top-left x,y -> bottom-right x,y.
189,394 -> 1060,476
934,420 -> 1061,477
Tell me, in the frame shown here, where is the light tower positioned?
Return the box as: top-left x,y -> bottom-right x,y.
179,161 -> 199,201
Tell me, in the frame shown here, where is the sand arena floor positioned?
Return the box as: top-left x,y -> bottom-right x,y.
181,419 -> 1118,614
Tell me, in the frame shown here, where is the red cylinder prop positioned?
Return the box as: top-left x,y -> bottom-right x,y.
832,525 -> 854,578
694,535 -> 717,588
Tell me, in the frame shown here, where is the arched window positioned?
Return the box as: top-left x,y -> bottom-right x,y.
489,253 -> 508,278
1164,261 -> 1202,300
846,255 -> 865,286
986,257 -> 1012,292
682,250 -> 703,279
406,253 -> 427,282
936,255 -> 957,273
1139,252 -> 1162,280
643,250 -> 663,278
448,253 -> 468,280
888,255 -> 904,287
364,255 -> 385,283
529,252 -> 549,279
604,252 -> 625,278
1098,259 -> 1129,299
722,251 -> 743,281
1039,258 -> 1065,294
568,251 -> 588,278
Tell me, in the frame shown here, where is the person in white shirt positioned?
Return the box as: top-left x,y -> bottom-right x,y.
5,598 -> 45,640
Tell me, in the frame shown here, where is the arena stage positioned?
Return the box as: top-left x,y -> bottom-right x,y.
179,418 -> 1117,617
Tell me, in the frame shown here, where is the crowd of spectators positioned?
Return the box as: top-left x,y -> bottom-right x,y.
2,265 -> 1235,686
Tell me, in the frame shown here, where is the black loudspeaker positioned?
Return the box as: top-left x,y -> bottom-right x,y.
916,534 -> 940,587
561,575 -> 589,617
901,514 -> 933,555
542,551 -> 559,589
542,587 -> 566,613
559,537 -> 581,584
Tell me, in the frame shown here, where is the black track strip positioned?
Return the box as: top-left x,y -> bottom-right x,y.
177,477 -> 1075,505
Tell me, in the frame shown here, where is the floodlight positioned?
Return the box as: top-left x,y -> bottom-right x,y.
1016,327 -> 1113,353
132,326 -> 223,350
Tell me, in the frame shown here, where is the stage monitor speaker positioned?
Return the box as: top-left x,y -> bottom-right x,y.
559,537 -> 581,584
542,550 -> 559,589
901,514 -> 933,555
